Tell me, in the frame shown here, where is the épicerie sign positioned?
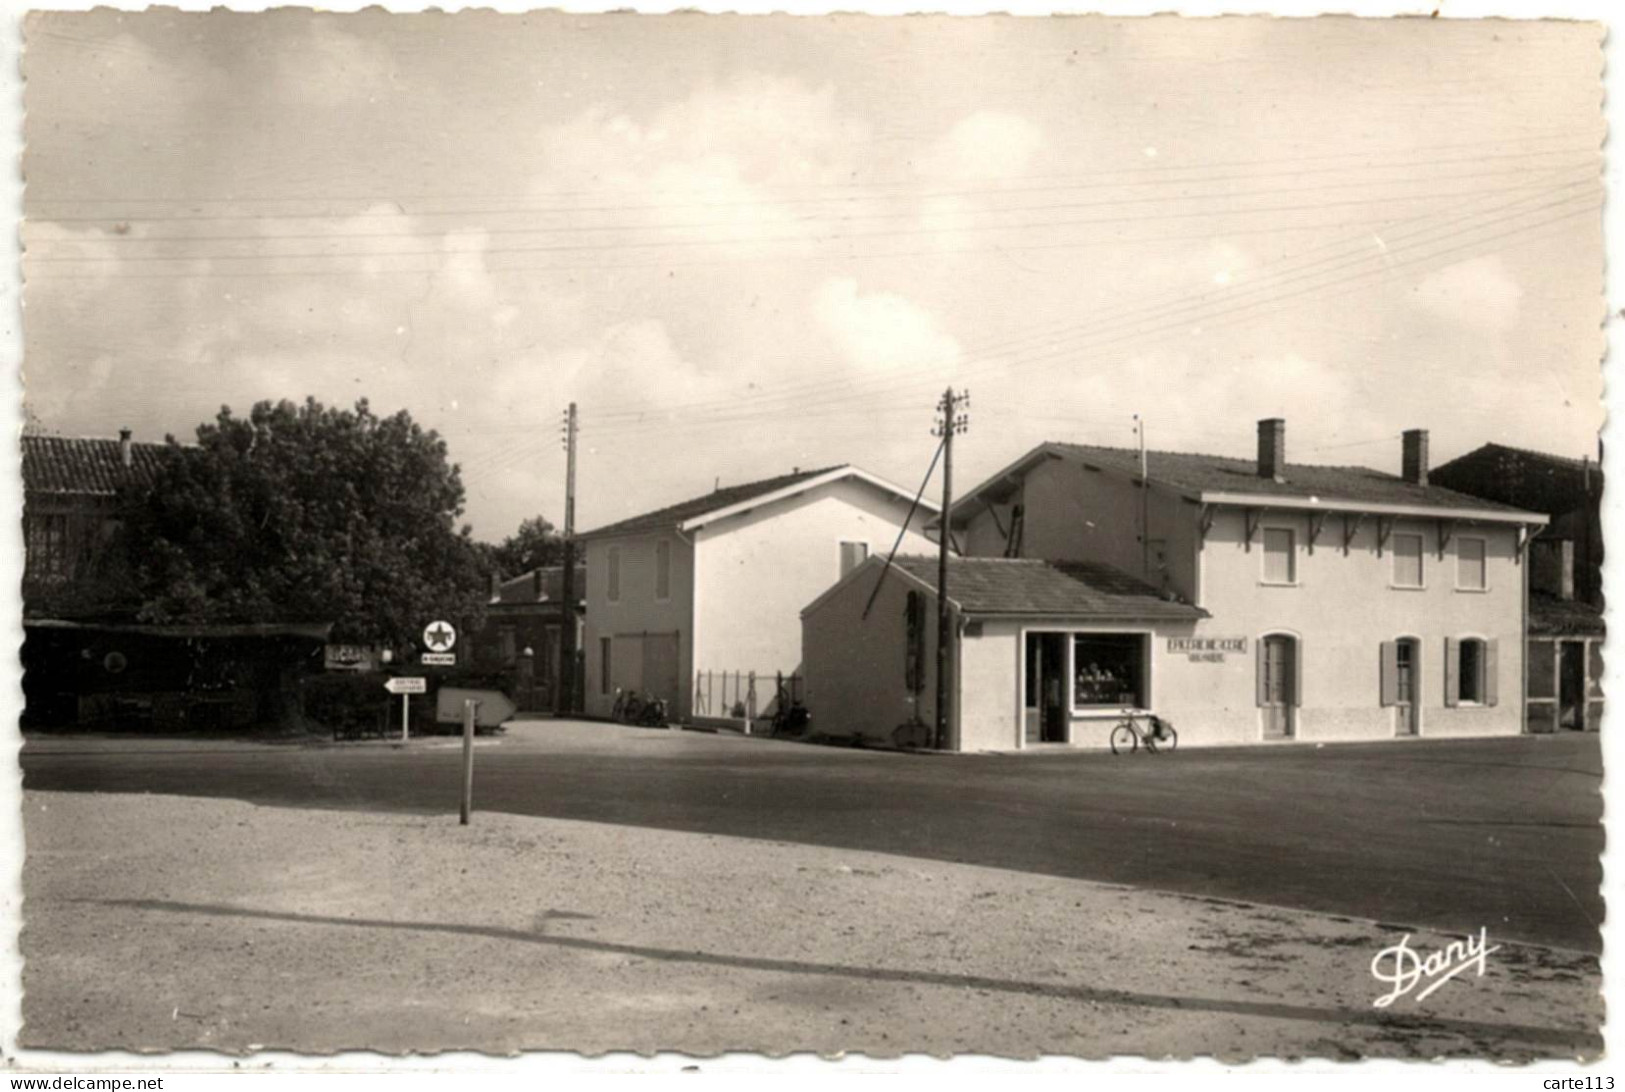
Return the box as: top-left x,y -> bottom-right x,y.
1168,637 -> 1247,662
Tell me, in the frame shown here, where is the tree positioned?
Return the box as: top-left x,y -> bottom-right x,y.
490,515 -> 563,577
125,397 -> 490,648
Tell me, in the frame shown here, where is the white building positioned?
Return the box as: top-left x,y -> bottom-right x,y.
580,464 -> 937,723
803,421 -> 1550,751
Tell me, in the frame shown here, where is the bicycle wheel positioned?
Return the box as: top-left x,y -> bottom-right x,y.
1153,723 -> 1178,753
1109,722 -> 1138,755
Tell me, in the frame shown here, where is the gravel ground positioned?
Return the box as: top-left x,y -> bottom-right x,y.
21,790 -> 1601,1060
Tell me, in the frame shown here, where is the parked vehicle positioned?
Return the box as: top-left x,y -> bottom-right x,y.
610,687 -> 669,728
1109,710 -> 1178,755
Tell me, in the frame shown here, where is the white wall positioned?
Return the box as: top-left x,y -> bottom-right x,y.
1150,510 -> 1527,745
695,476 -> 935,680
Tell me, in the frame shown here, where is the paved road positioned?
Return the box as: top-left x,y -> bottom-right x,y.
22,722 -> 1604,951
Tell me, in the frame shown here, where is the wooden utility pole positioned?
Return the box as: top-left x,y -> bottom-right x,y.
1135,414 -> 1149,580
932,387 -> 970,751
556,402 -> 579,715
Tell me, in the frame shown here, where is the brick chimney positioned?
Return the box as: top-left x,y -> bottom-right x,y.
489,571 -> 502,602
118,427 -> 132,469
1256,418 -> 1286,482
1401,429 -> 1429,486
534,569 -> 545,600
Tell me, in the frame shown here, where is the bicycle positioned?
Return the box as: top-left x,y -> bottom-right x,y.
1109,710 -> 1178,755
769,684 -> 811,737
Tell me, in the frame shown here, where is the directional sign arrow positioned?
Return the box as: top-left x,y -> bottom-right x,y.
384,677 -> 427,695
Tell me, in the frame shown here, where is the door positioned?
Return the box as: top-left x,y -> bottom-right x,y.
1023,633 -> 1069,744
1260,634 -> 1297,739
640,632 -> 681,707
1395,638 -> 1419,736
1560,641 -> 1586,730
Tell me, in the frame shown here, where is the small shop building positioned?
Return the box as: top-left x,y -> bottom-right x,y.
804,420 -> 1551,751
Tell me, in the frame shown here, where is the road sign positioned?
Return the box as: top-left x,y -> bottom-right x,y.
423,620 -> 457,652
384,677 -> 427,695
421,652 -> 456,666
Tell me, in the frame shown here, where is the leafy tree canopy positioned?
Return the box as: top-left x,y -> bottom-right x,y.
489,514 -> 563,578
126,397 -> 489,646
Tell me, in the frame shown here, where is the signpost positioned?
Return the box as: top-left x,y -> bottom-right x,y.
421,652 -> 456,666
383,676 -> 427,742
460,698 -> 479,826
423,620 -> 457,652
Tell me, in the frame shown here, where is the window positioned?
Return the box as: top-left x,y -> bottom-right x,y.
840,540 -> 869,579
655,539 -> 671,600
1392,533 -> 1424,588
1456,537 -> 1487,591
1447,637 -> 1497,707
1073,634 -> 1146,708
607,547 -> 621,602
498,625 -> 516,665
600,637 -> 612,695
904,590 -> 926,693
25,512 -> 72,583
1262,528 -> 1295,585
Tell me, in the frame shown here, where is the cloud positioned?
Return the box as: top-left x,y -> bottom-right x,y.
920,110 -> 1044,182
1407,255 -> 1524,334
814,277 -> 961,375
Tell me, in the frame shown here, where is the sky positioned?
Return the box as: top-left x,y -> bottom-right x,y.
20,11 -> 1606,541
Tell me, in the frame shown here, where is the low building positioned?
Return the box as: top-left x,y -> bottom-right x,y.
468,564 -> 586,712
579,464 -> 937,723
806,420 -> 1550,751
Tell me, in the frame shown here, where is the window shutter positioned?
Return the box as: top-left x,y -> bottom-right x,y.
1293,637 -> 1304,707
1255,641 -> 1268,707
1484,639 -> 1499,707
1444,637 -> 1460,707
1379,641 -> 1398,707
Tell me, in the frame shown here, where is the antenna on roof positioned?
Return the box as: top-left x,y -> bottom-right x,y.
714,476 -> 720,491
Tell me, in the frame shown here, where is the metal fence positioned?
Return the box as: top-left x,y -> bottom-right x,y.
692,669 -> 804,727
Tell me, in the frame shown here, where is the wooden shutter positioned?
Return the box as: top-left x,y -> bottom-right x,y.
1292,636 -> 1303,707
1484,639 -> 1499,707
1255,640 -> 1268,706
1444,637 -> 1460,707
1379,641 -> 1398,707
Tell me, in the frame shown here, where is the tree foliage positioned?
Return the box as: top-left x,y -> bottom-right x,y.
489,515 -> 563,577
126,398 -> 489,646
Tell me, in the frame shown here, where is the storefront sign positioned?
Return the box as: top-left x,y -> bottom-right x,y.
1168,636 -> 1246,663
324,644 -> 374,672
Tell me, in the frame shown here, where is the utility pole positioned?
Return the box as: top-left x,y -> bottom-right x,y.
932,387 -> 970,751
1135,414 -> 1149,580
556,403 -> 579,715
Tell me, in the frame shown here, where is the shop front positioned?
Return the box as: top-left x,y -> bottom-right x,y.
1021,630 -> 1151,745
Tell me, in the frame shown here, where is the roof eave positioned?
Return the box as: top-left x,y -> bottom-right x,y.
1197,491 -> 1548,525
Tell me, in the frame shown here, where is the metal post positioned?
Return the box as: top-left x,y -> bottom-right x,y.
460,699 -> 478,825
932,387 -> 968,751
400,693 -> 409,743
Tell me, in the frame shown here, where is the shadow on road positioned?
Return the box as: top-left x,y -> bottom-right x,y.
89,897 -> 1598,1053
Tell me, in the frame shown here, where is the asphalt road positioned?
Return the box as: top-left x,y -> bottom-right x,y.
21,722 -> 1604,952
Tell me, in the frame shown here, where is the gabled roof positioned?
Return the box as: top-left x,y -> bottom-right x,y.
22,434 -> 173,496
491,564 -> 586,606
1438,442 -> 1602,478
812,554 -> 1206,622
580,464 -> 938,541
946,441 -> 1544,528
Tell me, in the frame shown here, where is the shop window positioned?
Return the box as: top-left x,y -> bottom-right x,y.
1262,528 -> 1295,585
840,540 -> 870,579
655,539 -> 671,601
1393,533 -> 1425,588
1447,637 -> 1497,707
1073,634 -> 1145,708
607,547 -> 622,603
1456,537 -> 1487,591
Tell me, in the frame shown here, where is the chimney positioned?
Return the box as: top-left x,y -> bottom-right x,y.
489,571 -> 501,602
1256,418 -> 1285,482
534,569 -> 545,601
1401,429 -> 1429,486
118,427 -> 132,469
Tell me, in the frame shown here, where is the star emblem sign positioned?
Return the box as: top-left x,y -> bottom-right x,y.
423,621 -> 456,651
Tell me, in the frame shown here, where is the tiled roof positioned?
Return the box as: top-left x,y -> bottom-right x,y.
1449,442 -> 1602,477
1529,593 -> 1606,638
22,434 -> 173,496
1047,442 -> 1533,514
580,465 -> 845,540
492,564 -> 586,605
886,555 -> 1206,621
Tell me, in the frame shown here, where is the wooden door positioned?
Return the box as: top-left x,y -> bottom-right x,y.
1260,635 -> 1296,739
1395,639 -> 1419,736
